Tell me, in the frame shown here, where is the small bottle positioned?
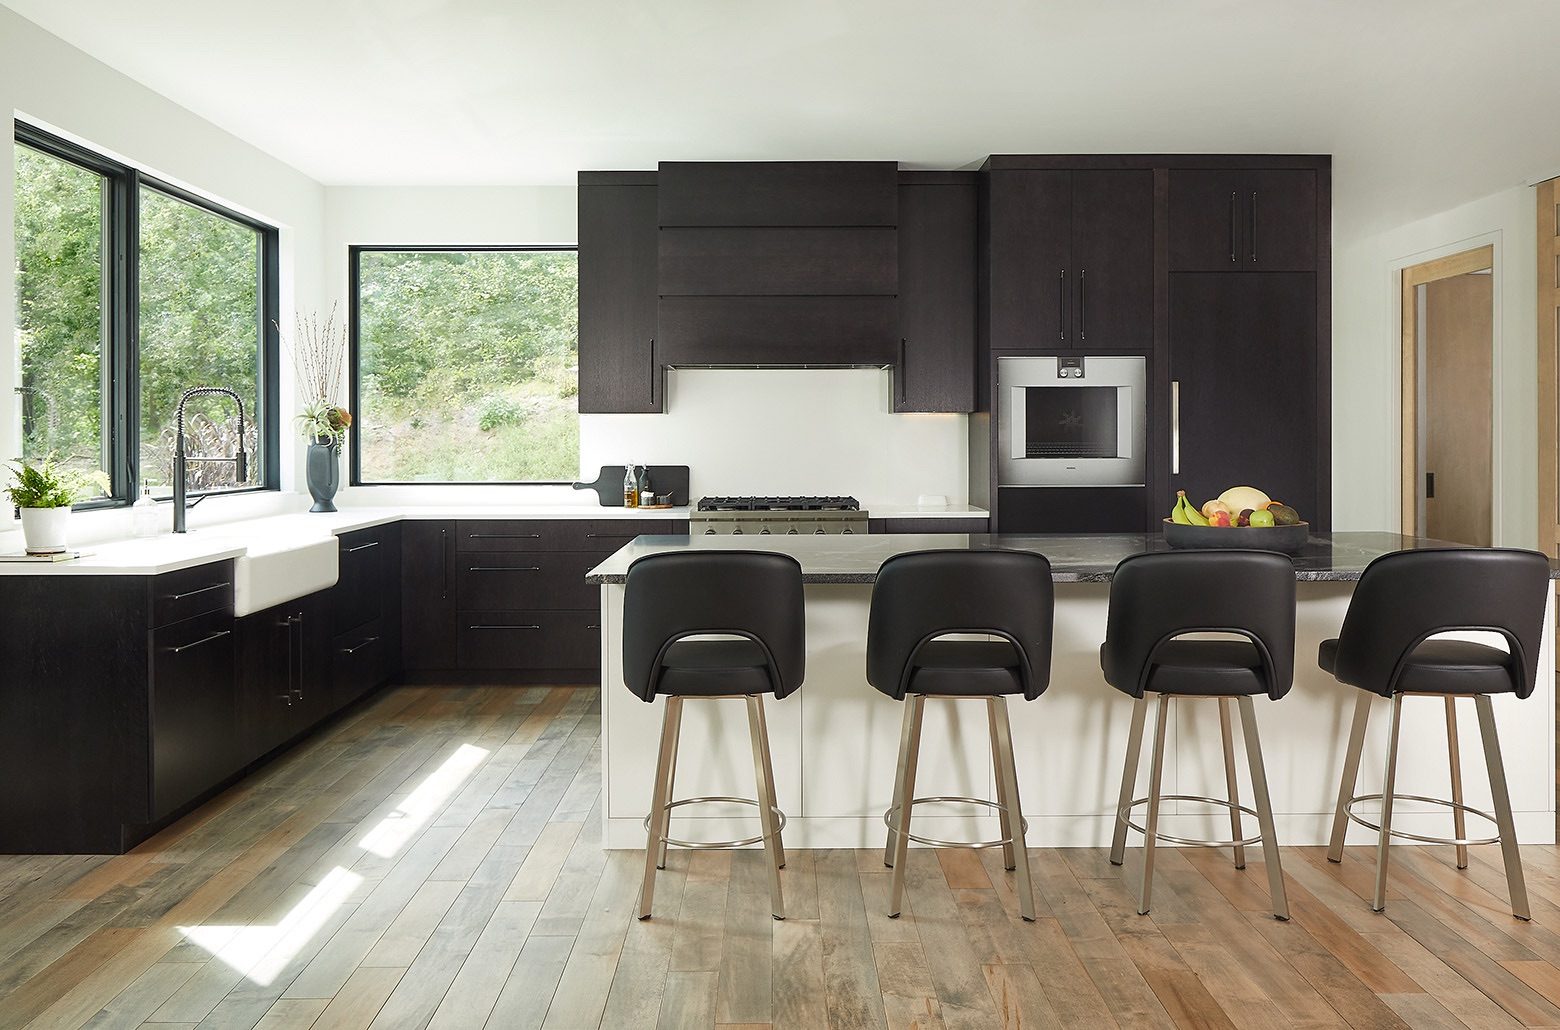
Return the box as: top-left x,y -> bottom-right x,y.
132,483 -> 161,538
623,464 -> 639,508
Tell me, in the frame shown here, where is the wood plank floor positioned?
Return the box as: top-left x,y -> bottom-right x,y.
4,683 -> 1560,1029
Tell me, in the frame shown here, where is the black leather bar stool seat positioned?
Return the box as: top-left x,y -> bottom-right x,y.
868,549 -> 1054,922
624,551 -> 805,921
1103,549 -> 1295,921
1322,547 -> 1550,918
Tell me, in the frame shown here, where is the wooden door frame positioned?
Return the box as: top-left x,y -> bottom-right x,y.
1399,244 -> 1496,536
1538,178 -> 1560,559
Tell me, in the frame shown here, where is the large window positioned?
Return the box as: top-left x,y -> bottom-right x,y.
11,123 -> 277,504
351,247 -> 579,483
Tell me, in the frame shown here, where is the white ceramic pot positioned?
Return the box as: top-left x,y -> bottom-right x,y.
20,506 -> 69,555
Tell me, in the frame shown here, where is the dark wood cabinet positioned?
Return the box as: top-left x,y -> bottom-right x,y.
1169,168 -> 1317,272
1169,272 -> 1322,523
578,173 -> 661,413
657,296 -> 898,367
402,520 -> 456,670
236,590 -> 331,765
149,608 -> 238,820
870,517 -> 989,534
985,169 -> 1153,353
660,227 -> 896,296
896,174 -> 977,412
657,161 -> 897,227
330,524 -> 401,703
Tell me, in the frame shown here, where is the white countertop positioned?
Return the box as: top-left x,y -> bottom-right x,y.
0,501 -> 990,576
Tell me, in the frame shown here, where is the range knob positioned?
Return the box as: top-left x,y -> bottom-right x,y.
786,528 -> 798,535
732,528 -> 743,535
842,527 -> 854,534
814,528 -> 826,535
703,528 -> 715,535
760,528 -> 771,535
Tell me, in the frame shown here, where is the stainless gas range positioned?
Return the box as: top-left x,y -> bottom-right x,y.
691,496 -> 869,536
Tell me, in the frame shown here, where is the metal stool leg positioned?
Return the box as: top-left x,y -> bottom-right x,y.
752,693 -> 785,870
657,698 -> 684,871
1475,693 -> 1530,920
1372,693 -> 1404,912
989,697 -> 1035,921
640,696 -> 683,920
1110,695 -> 1149,867
1328,692 -> 1372,863
746,695 -> 785,920
884,693 -> 915,868
1445,696 -> 1468,870
1219,698 -> 1246,870
888,694 -> 925,918
1237,696 -> 1289,920
989,699 -> 1016,872
1138,693 -> 1171,915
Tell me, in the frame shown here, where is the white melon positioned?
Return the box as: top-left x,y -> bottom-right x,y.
1218,485 -> 1272,513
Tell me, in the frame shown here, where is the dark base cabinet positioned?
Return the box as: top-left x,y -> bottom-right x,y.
996,487 -> 1149,534
869,517 -> 990,534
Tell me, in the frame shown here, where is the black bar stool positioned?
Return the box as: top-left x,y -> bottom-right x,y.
1102,550 -> 1294,920
1321,546 -> 1549,917
623,551 -> 805,921
867,549 -> 1054,922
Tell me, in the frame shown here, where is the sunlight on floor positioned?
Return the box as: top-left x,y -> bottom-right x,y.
358,743 -> 490,858
177,866 -> 363,987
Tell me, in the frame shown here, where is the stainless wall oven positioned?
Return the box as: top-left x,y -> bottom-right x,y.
997,355 -> 1146,487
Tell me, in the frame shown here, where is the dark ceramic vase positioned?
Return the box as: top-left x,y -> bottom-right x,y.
306,439 -> 340,513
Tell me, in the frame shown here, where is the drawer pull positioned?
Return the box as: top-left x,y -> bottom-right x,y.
343,540 -> 380,553
340,635 -> 379,655
587,624 -> 600,630
468,533 -> 542,540
468,624 -> 541,631
467,566 -> 541,573
167,629 -> 232,654
583,533 -> 634,539
166,581 -> 230,601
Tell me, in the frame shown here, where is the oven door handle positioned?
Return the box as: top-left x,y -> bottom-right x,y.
1171,379 -> 1181,475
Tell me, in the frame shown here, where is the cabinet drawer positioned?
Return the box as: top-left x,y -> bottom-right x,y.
571,520 -> 677,552
879,518 -> 989,534
151,561 -> 234,628
332,619 -> 387,707
458,519 -> 677,554
457,551 -> 604,611
457,611 -> 600,670
149,608 -> 237,819
335,527 -> 392,630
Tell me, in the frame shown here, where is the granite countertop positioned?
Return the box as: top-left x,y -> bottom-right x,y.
585,531 -> 1560,585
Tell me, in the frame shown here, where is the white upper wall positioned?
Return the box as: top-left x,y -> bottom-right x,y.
0,5 -> 328,510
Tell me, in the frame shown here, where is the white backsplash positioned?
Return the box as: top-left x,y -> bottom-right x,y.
579,368 -> 971,508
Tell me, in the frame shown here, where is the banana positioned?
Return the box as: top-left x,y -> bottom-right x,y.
1181,491 -> 1209,526
1170,492 -> 1192,524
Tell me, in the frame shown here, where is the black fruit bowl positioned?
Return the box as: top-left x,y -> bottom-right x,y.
1161,518 -> 1310,555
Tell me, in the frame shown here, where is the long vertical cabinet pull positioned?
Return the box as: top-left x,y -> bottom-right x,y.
1058,269 -> 1068,341
649,337 -> 657,408
440,527 -> 450,600
293,612 -> 305,703
1078,270 -> 1087,342
1171,380 -> 1181,475
1229,193 -> 1238,263
1249,192 -> 1258,263
897,339 -> 907,403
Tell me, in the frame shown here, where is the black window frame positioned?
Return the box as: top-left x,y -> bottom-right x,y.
348,244 -> 581,487
12,122 -> 280,508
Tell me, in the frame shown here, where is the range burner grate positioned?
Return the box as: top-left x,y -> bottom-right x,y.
697,495 -> 862,513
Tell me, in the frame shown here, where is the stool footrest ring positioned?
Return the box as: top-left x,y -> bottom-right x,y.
1118,794 -> 1264,849
1344,792 -> 1501,847
644,795 -> 788,851
882,795 -> 1029,851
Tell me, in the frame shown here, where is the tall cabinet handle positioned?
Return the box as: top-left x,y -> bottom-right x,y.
1228,193 -> 1238,263
1249,191 -> 1258,263
897,338 -> 907,403
440,527 -> 450,599
1058,269 -> 1067,341
1078,270 -> 1087,341
1171,380 -> 1181,475
649,337 -> 657,407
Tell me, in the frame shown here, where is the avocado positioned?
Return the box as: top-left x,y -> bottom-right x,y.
1268,503 -> 1301,526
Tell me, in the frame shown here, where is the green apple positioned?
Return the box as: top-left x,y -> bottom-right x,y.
1248,509 -> 1276,528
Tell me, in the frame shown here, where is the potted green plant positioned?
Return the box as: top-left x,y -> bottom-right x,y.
5,457 -> 110,554
285,306 -> 350,513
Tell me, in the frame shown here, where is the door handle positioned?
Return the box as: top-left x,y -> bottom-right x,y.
1078,270 -> 1087,342
1058,269 -> 1067,341
1229,192 -> 1238,263
468,533 -> 541,540
1250,191 -> 1258,263
468,624 -> 541,631
467,566 -> 541,572
1426,471 -> 1436,499
1171,380 -> 1181,475
649,337 -> 657,405
897,338 -> 907,403
440,527 -> 449,600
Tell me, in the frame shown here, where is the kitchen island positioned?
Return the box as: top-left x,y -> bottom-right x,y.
588,532 -> 1558,850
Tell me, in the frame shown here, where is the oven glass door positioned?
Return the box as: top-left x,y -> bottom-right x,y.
1020,385 -> 1122,459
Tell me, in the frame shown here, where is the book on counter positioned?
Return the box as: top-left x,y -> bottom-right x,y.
0,550 -> 89,563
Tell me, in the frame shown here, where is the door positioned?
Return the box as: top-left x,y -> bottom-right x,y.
402,520 -> 456,670
896,176 -> 977,412
986,170 -> 1071,349
1170,273 -> 1320,522
1070,170 -> 1154,350
1169,169 -> 1317,272
1400,245 -> 1495,544
578,178 -> 661,412
149,610 -> 237,819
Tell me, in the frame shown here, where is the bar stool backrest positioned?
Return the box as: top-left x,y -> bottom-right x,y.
1104,549 -> 1297,700
866,549 -> 1055,701
623,551 -> 807,701
1333,547 -> 1551,699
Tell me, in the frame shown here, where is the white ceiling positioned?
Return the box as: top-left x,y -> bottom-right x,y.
5,0 -> 1558,233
